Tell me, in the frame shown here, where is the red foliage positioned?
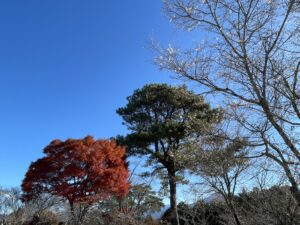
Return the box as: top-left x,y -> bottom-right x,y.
22,136 -> 130,205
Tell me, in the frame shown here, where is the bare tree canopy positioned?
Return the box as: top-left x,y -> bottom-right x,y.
156,0 -> 300,205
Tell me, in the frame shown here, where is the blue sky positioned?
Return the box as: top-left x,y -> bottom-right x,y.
0,1 -> 196,187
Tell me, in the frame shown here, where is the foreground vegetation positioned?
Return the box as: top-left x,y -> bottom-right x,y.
1,184 -> 300,225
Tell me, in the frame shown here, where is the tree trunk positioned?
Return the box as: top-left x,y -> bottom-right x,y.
230,206 -> 242,225
69,202 -> 89,225
69,202 -> 75,225
290,185 -> 300,207
69,202 -> 82,225
226,196 -> 242,225
168,170 -> 180,225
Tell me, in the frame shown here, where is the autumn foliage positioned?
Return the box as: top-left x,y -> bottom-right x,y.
21,136 -> 130,206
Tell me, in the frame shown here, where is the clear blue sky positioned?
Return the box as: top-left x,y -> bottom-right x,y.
0,1 -> 196,187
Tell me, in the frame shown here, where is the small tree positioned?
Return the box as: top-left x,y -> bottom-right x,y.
22,136 -> 130,225
116,183 -> 164,217
0,187 -> 26,225
188,138 -> 249,225
0,187 -> 62,225
117,83 -> 221,225
86,183 -> 163,225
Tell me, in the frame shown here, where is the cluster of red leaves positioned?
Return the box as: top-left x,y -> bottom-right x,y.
22,136 -> 130,205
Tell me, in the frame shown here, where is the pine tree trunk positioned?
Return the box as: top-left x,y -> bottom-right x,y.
168,170 -> 180,225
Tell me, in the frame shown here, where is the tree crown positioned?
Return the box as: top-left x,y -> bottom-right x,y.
22,136 -> 130,205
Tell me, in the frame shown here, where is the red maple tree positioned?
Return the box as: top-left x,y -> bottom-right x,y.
22,136 -> 130,209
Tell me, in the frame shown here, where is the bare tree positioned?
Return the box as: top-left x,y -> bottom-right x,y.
156,0 -> 300,205
65,202 -> 90,225
234,186 -> 300,225
185,138 -> 249,225
26,194 -> 62,219
0,187 -> 26,225
0,187 -> 63,225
